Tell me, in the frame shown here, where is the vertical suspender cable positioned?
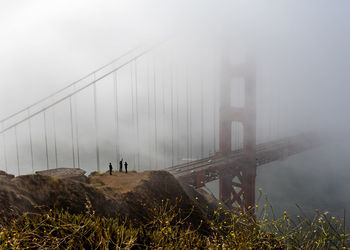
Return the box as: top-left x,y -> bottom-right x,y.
263,84 -> 266,143
272,86 -> 275,139
130,63 -> 135,169
43,111 -> 49,170
69,97 -> 76,168
272,87 -> 278,140
153,61 -> 158,169
238,123 -> 241,151
200,77 -> 204,159
234,84 -> 237,150
256,81 -> 260,144
52,106 -> 58,168
273,87 -> 276,140
134,60 -> 140,171
239,85 -> 242,149
170,64 -> 174,166
232,123 -> 235,151
189,77 -> 192,161
1,124 -> 8,172
161,63 -> 166,167
93,77 -> 100,172
237,123 -> 239,151
147,63 -> 152,169
186,70 -> 190,163
268,81 -> 272,141
73,89 -> 80,169
262,79 -> 267,142
233,84 -> 236,150
113,71 -> 119,165
176,71 -> 180,164
14,126 -> 20,175
235,83 -> 238,150
239,83 -> 242,149
27,110 -> 34,173
213,61 -> 217,155
277,88 -> 281,139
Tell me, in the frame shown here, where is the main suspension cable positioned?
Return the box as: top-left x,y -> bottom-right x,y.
0,46 -> 141,124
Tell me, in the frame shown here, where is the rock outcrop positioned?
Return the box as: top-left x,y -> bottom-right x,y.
0,169 -> 217,231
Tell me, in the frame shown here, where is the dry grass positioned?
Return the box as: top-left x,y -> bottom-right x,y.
0,196 -> 349,249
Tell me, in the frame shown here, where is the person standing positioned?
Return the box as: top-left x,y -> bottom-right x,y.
119,158 -> 123,172
109,163 -> 113,175
124,161 -> 128,173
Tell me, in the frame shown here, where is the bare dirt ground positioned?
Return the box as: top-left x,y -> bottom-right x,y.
89,171 -> 151,194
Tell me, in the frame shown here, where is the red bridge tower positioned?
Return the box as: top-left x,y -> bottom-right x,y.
219,49 -> 257,211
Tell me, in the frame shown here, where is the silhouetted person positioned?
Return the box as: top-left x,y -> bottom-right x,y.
109,162 -> 113,175
124,161 -> 128,173
119,158 -> 123,172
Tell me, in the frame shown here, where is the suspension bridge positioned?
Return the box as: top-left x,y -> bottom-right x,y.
0,40 -> 323,210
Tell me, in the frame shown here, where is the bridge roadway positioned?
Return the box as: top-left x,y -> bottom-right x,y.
166,133 -> 324,187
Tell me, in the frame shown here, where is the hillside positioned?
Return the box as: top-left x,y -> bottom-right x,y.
0,169 -> 215,229
1,169 -> 349,249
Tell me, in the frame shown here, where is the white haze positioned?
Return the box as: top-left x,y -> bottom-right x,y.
1,0 -> 350,218
1,1 -> 350,133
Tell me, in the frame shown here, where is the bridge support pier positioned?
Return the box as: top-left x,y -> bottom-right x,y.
219,167 -> 244,208
219,162 -> 256,211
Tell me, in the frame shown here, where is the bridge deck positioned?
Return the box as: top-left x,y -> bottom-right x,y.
166,133 -> 323,183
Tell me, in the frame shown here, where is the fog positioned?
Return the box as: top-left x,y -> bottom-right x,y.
1,1 -> 350,218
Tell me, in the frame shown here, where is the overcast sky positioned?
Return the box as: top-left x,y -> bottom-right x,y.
1,0 -> 350,131
0,0 -> 182,118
